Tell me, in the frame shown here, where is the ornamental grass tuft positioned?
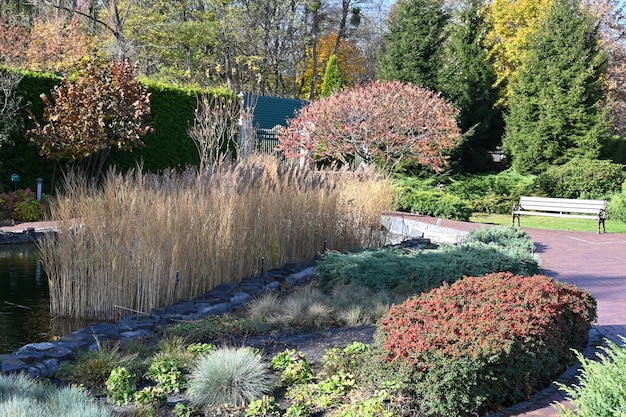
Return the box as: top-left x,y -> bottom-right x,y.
0,374 -> 111,417
187,347 -> 274,409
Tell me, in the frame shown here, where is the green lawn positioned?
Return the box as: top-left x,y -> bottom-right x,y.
470,213 -> 626,234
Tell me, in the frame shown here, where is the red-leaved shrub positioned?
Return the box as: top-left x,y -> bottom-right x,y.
375,272 -> 596,416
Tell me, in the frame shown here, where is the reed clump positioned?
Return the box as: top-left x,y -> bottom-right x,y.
40,155 -> 395,320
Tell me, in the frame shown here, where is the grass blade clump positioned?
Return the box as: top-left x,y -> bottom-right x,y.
0,374 -> 111,417
41,155 -> 395,320
187,347 -> 273,409
55,341 -> 138,394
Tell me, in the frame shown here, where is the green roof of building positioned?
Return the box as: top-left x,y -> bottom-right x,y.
244,94 -> 308,130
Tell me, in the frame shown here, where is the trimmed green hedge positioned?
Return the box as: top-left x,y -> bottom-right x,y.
0,69 -> 234,193
397,189 -> 473,221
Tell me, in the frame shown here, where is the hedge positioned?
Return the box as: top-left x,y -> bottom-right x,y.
0,68 -> 234,193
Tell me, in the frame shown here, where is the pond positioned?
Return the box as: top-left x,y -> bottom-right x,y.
0,244 -> 87,354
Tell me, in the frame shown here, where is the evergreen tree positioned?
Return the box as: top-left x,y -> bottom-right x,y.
437,0 -> 504,173
377,0 -> 449,91
321,54 -> 344,97
503,0 -> 610,175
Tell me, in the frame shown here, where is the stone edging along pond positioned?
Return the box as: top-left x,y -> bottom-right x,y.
0,227 -> 317,378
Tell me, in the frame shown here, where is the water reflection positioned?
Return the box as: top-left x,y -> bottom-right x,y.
0,244 -> 90,354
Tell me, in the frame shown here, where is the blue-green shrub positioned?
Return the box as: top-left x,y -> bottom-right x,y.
187,347 -> 273,409
0,373 -> 111,417
316,227 -> 539,296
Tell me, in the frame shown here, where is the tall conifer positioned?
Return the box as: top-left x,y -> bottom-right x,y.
438,0 -> 504,172
503,0 -> 610,174
377,0 -> 449,91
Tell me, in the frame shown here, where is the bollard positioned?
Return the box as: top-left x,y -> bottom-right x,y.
11,173 -> 20,191
36,178 -> 43,201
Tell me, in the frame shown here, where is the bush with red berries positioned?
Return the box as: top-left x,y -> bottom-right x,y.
374,272 -> 596,417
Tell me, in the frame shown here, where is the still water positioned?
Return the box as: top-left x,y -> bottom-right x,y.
0,244 -> 52,354
0,244 -> 89,354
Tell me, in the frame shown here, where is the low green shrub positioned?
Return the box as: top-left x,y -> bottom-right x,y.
106,366 -> 137,405
147,357 -> 187,394
134,385 -> 167,406
163,315 -> 270,343
187,347 -> 273,409
536,158 -> 625,199
394,170 -> 536,215
173,402 -> 195,417
270,349 -> 315,386
445,170 -> 536,214
328,390 -> 395,417
557,337 -> 626,416
397,190 -> 473,221
374,272 -> 597,417
245,395 -> 281,417
186,342 -> 215,357
0,373 -> 112,417
313,370 -> 356,408
607,180 -> 626,223
0,188 -> 51,222
316,227 -> 538,296
319,342 -> 371,380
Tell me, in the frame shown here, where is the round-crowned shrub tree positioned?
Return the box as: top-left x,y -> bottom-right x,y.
277,80 -> 462,172
187,347 -> 273,409
375,272 -> 596,417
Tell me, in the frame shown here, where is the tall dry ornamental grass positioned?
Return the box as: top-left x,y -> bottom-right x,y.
40,155 -> 395,320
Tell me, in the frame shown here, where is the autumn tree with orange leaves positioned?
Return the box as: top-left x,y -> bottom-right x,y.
298,33 -> 367,100
278,80 -> 462,172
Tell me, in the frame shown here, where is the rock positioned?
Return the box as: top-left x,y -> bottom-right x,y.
0,261 -> 321,379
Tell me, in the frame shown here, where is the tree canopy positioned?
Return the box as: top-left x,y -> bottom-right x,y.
321,54 -> 344,97
437,0 -> 504,172
277,80 -> 462,172
485,0 -> 554,103
28,56 -> 152,178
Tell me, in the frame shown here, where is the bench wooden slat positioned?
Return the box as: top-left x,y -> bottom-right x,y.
512,211 -> 598,219
516,205 -> 603,215
512,196 -> 607,233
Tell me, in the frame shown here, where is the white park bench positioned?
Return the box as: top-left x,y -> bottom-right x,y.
512,196 -> 607,233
